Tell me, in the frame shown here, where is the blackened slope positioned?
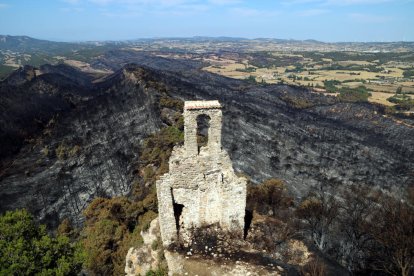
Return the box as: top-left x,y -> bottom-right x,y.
90,50 -> 203,72
134,61 -> 413,197
0,58 -> 412,228
0,66 -> 162,227
3,65 -> 37,86
40,64 -> 94,88
0,64 -> 98,161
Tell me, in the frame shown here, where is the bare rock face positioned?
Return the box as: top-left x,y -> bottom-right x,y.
156,101 -> 247,247
125,218 -> 163,276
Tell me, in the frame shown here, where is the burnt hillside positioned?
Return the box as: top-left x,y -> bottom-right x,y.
0,53 -> 413,227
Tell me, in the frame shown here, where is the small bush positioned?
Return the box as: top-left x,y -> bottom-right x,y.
146,266 -> 168,276
323,80 -> 340,93
159,97 -> 184,111
69,145 -> 81,157
387,94 -> 414,110
55,143 -> 68,160
245,75 -> 257,83
247,178 -> 294,218
337,85 -> 370,102
403,69 -> 414,78
152,238 -> 161,251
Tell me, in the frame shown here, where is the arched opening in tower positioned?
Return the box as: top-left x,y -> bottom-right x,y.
196,114 -> 211,153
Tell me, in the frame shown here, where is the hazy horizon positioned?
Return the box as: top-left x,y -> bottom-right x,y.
2,33 -> 414,44
0,0 -> 413,43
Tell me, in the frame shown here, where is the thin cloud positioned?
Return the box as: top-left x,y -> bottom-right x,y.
325,0 -> 393,5
159,3 -> 210,14
297,9 -> 329,16
0,3 -> 9,9
349,12 -> 393,22
284,0 -> 397,5
208,0 -> 241,4
89,0 -> 197,6
101,1 -> 210,17
70,0 -> 242,17
65,0 -> 242,7
60,7 -> 85,12
229,7 -> 279,17
62,0 -> 81,4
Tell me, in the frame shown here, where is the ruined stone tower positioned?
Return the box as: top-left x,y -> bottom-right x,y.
156,100 -> 247,246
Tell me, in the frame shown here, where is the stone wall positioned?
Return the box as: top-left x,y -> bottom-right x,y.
156,100 -> 247,246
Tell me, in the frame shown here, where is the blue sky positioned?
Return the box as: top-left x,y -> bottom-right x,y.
0,0 -> 413,42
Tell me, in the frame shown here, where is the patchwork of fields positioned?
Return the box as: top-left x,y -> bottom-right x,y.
202,51 -> 414,106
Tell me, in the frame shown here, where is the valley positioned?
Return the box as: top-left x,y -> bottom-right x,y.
0,36 -> 413,275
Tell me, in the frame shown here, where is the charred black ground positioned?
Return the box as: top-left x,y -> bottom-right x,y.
0,52 -> 413,228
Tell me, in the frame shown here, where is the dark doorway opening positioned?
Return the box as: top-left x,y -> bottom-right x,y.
172,191 -> 184,235
196,114 -> 211,153
244,209 -> 253,240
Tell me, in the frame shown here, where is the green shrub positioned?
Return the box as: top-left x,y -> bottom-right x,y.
388,94 -> 414,110
139,125 -> 184,184
81,96 -> 184,275
323,80 -> 341,93
338,85 -> 370,102
245,75 -> 257,83
0,209 -> 84,275
159,97 -> 184,111
82,196 -> 156,275
403,69 -> 414,78
146,266 -> 168,276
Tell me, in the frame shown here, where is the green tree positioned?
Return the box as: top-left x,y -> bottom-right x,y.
246,75 -> 257,83
0,209 -> 84,275
403,69 -> 414,78
323,80 -> 341,93
338,86 -> 370,102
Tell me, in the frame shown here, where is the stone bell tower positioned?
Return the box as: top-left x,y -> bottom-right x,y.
183,100 -> 223,156
156,100 -> 247,246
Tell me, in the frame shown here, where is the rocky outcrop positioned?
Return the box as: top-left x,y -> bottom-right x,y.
126,217 -> 302,276
125,218 -> 163,276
